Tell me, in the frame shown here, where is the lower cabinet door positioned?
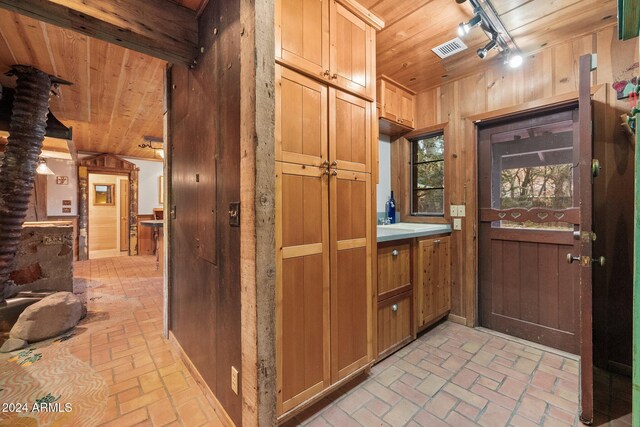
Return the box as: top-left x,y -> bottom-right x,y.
377,293 -> 413,358
276,162 -> 331,415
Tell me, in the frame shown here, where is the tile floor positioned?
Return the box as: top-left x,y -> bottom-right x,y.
285,323 -> 631,427
0,255 -> 632,427
0,256 -> 223,426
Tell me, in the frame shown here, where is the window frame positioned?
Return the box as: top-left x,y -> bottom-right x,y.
409,130 -> 446,217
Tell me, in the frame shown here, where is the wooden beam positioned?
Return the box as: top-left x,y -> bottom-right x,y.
0,0 -> 198,64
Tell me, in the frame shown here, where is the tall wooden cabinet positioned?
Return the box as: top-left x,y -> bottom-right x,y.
275,0 -> 382,419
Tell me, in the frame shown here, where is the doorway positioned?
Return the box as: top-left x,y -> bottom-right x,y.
88,173 -> 130,259
477,107 -> 581,354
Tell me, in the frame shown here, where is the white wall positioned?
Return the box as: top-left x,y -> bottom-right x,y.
377,134 -> 392,213
47,155 -> 163,217
46,158 -> 78,216
123,157 -> 163,214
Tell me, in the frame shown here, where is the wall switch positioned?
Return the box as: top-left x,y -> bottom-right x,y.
450,205 -> 458,217
453,218 -> 462,230
458,205 -> 466,217
231,366 -> 239,395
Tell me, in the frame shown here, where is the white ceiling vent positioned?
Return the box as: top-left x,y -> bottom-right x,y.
432,37 -> 468,59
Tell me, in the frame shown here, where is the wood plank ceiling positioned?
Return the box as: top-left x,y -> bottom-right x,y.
368,0 -> 618,93
0,0 -> 208,159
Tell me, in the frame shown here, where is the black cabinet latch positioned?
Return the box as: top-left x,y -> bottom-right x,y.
229,202 -> 240,227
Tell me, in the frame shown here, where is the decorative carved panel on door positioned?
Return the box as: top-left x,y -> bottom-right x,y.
276,65 -> 328,167
276,162 -> 330,414
330,170 -> 371,382
331,88 -> 371,173
276,0 -> 330,80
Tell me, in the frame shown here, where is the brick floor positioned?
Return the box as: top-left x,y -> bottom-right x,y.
74,256 -> 224,426
4,255 -> 630,427
284,322 -> 631,427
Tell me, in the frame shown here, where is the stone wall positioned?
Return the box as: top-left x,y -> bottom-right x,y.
11,221 -> 73,293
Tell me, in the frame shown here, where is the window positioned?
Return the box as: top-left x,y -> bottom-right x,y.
94,184 -> 114,205
411,132 -> 445,216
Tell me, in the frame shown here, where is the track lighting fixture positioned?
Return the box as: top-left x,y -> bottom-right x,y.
457,13 -> 481,37
456,0 -> 523,68
476,37 -> 497,59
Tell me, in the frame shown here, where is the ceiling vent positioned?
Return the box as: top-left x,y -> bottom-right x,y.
432,37 -> 468,59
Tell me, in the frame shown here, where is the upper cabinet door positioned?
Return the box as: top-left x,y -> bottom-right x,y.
276,65 -> 329,167
276,0 -> 330,81
399,89 -> 415,128
330,1 -> 373,99
330,88 -> 371,173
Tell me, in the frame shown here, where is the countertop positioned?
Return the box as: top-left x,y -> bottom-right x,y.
140,220 -> 164,227
377,222 -> 451,243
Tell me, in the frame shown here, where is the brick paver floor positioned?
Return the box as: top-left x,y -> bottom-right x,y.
4,255 -> 628,427
285,322 -> 631,427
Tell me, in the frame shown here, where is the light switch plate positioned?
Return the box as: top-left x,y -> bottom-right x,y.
453,218 -> 462,230
450,205 -> 458,217
458,205 -> 466,217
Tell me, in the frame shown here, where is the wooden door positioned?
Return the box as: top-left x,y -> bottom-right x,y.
399,89 -> 414,128
276,162 -> 330,414
330,1 -> 372,98
330,169 -> 371,382
276,65 -> 328,167
330,88 -> 371,173
377,241 -> 411,299
381,80 -> 399,122
275,0 -> 329,80
479,108 -> 581,353
119,179 -> 129,251
416,236 -> 450,328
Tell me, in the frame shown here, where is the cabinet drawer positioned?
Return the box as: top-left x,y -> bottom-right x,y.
377,242 -> 411,298
377,293 -> 412,358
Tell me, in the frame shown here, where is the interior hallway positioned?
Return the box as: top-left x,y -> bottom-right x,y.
0,256 -> 223,426
0,256 -> 631,427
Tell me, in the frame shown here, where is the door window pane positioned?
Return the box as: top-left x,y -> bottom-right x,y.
491,118 -> 575,230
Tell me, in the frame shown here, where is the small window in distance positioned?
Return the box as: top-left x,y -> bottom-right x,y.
94,184 -> 114,205
411,132 -> 445,216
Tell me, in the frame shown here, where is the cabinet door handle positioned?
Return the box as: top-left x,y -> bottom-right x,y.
392,249 -> 399,256
392,304 -> 398,312
434,239 -> 441,245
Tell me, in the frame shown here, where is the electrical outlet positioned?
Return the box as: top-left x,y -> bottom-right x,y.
458,205 -> 466,217
450,205 -> 458,217
453,218 -> 462,230
231,366 -> 239,395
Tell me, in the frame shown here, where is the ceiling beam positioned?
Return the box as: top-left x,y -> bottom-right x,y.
0,0 -> 198,64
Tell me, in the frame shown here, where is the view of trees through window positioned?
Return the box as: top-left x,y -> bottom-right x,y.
411,132 -> 444,216
500,164 -> 573,210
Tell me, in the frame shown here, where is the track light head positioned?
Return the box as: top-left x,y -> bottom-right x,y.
457,14 -> 481,37
477,39 -> 497,59
507,53 -> 523,68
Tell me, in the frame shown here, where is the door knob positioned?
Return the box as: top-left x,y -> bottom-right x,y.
392,249 -> 399,256
391,304 -> 398,313
567,253 -> 605,267
566,253 -> 581,264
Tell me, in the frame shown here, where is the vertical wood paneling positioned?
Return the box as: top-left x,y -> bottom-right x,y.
538,244 -> 560,329
519,242 -> 539,324
412,27 -> 638,352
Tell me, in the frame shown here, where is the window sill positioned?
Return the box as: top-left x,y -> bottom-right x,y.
402,216 -> 450,225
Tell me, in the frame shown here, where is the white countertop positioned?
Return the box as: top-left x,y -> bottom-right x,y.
377,222 -> 451,242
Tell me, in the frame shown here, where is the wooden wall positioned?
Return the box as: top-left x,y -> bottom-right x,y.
412,25 -> 637,369
169,0 -> 243,424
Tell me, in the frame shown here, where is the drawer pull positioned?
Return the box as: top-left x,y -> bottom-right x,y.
392,304 -> 398,312
392,249 -> 399,256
